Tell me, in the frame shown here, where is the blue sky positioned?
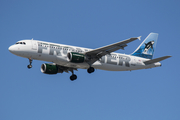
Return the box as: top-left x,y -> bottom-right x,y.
0,0 -> 179,120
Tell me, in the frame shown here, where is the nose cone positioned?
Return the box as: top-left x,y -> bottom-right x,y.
8,46 -> 13,52
8,45 -> 16,54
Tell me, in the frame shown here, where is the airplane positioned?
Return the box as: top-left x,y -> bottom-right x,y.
8,33 -> 171,81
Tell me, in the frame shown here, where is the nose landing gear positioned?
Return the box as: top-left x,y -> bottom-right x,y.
27,58 -> 33,69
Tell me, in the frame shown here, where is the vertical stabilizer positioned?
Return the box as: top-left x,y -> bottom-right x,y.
132,33 -> 158,59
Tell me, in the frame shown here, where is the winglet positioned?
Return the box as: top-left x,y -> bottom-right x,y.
137,36 -> 141,40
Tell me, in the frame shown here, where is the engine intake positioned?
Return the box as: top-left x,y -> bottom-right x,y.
67,52 -> 85,63
41,63 -> 58,74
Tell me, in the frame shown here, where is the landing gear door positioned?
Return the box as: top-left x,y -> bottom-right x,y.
31,40 -> 37,50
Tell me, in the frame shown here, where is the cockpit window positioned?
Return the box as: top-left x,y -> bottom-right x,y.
15,42 -> 26,45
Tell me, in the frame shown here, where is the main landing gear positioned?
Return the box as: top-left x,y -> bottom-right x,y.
87,67 -> 95,73
70,70 -> 77,81
27,58 -> 33,69
70,74 -> 77,81
69,67 -> 95,81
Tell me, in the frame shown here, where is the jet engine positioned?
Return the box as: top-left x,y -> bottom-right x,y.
67,52 -> 85,63
41,63 -> 58,74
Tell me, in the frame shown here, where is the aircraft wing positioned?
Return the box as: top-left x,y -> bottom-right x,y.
85,36 -> 141,64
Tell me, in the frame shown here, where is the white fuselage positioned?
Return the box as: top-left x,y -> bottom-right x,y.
8,40 -> 161,71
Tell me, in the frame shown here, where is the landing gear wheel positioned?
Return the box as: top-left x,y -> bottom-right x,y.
27,65 -> 32,69
70,74 -> 77,81
87,67 -> 95,73
27,58 -> 33,69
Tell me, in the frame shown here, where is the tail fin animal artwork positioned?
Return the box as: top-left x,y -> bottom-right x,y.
132,33 -> 158,59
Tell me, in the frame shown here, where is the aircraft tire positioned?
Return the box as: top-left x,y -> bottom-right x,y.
27,65 -> 32,69
87,67 -> 95,73
70,74 -> 77,81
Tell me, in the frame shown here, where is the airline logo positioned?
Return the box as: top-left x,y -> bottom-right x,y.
142,40 -> 155,55
132,33 -> 158,59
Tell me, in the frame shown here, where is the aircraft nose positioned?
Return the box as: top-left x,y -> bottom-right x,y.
8,46 -> 12,52
8,45 -> 15,53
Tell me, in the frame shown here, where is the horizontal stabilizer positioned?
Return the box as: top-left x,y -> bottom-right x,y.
144,56 -> 171,65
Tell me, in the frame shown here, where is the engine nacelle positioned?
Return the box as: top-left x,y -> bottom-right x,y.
41,63 -> 58,74
67,52 -> 85,63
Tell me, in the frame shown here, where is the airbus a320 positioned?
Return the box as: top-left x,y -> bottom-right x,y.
8,33 -> 171,81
